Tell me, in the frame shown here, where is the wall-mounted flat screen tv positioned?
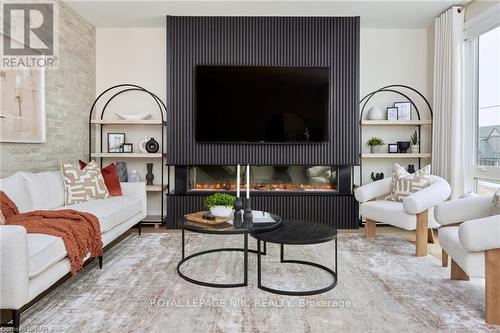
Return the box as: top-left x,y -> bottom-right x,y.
196,66 -> 329,143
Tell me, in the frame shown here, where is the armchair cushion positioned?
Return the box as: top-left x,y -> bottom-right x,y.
434,195 -> 492,226
386,164 -> 431,202
459,215 -> 500,252
439,226 -> 485,278
402,175 -> 451,215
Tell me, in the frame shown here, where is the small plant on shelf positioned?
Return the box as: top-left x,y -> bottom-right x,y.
367,137 -> 385,154
410,130 -> 420,153
204,193 -> 236,217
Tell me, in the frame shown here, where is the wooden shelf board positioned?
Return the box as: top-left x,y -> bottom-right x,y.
91,119 -> 163,125
362,153 -> 431,159
146,185 -> 168,192
142,215 -> 165,223
361,120 -> 432,126
91,153 -> 165,158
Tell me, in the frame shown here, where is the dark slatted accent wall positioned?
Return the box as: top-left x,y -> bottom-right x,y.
166,16 -> 360,165
167,195 -> 358,229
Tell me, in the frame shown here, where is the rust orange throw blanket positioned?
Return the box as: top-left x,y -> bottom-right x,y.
1,192 -> 103,276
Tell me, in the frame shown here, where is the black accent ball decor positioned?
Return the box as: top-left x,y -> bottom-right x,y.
145,138 -> 160,153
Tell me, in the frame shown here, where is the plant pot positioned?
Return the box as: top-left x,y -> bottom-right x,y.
371,145 -> 386,154
410,145 -> 420,154
209,206 -> 233,217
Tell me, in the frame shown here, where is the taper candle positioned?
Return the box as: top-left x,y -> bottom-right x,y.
236,164 -> 240,198
246,164 -> 250,199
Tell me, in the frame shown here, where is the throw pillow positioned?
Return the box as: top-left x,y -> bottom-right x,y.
61,160 -> 110,205
385,164 -> 431,202
0,210 -> 5,225
489,189 -> 500,216
79,161 -> 122,196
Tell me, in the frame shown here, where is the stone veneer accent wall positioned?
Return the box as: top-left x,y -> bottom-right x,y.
0,2 -> 95,177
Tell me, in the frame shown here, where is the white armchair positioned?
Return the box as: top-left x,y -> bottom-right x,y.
355,175 -> 451,256
435,195 -> 500,325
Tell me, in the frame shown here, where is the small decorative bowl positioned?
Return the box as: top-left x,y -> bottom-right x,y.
209,206 -> 233,217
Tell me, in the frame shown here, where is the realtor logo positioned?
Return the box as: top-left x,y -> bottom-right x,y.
3,3 -> 54,55
1,1 -> 58,69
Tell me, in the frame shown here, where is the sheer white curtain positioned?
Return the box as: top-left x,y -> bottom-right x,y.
432,6 -> 465,198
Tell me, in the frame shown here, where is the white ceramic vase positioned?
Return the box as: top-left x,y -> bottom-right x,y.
410,145 -> 420,154
139,136 -> 149,154
209,206 -> 233,217
367,106 -> 384,120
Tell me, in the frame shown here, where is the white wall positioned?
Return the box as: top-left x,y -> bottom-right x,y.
96,28 -> 167,217
359,29 -> 432,184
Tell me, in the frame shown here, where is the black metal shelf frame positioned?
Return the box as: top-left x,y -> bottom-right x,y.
88,84 -> 168,224
359,84 -> 433,185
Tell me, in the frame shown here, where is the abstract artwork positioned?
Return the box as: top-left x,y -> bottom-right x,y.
0,69 -> 46,143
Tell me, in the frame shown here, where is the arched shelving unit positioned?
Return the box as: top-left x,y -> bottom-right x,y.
89,84 -> 168,225
359,84 -> 433,185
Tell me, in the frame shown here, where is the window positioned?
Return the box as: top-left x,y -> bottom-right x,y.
477,26 -> 500,167
464,5 -> 500,192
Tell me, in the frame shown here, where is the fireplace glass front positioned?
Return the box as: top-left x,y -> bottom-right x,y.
186,165 -> 337,193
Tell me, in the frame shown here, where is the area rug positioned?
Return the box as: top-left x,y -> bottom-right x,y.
21,232 -> 500,332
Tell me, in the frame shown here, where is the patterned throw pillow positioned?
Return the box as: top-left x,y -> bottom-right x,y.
61,160 -> 110,205
385,164 -> 431,202
489,189 -> 500,216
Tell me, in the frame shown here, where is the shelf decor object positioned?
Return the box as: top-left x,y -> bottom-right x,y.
359,84 -> 433,185
88,84 -> 168,225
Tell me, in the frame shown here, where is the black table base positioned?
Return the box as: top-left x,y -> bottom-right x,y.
256,238 -> 337,296
177,229 -> 267,288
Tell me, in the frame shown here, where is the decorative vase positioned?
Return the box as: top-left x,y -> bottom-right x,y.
367,106 -> 384,120
371,145 -> 386,154
371,172 -> 384,182
407,165 -> 416,174
145,138 -> 160,153
410,145 -> 420,154
397,141 -> 411,153
139,136 -> 149,154
128,170 -> 141,182
116,162 -> 128,182
209,206 -> 233,217
146,163 -> 154,185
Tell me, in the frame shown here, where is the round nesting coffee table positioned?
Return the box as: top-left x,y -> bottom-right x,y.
251,220 -> 338,296
177,211 -> 282,288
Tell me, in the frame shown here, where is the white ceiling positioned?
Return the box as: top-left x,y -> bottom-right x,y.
65,0 -> 468,29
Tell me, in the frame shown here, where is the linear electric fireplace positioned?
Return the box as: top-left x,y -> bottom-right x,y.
180,165 -> 337,193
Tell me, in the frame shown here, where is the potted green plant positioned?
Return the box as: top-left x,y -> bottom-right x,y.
367,137 -> 385,154
204,193 -> 236,217
410,130 -> 420,154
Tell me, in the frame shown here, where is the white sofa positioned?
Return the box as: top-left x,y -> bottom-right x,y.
435,195 -> 500,325
355,175 -> 451,256
0,171 -> 147,330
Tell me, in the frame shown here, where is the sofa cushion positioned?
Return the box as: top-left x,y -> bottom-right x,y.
27,234 -> 66,278
23,171 -> 65,210
0,172 -> 32,212
361,200 -> 439,230
438,226 -> 485,278
60,161 -> 109,205
57,196 -> 142,233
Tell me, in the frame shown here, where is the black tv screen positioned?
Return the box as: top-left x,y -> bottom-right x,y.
196,66 -> 329,143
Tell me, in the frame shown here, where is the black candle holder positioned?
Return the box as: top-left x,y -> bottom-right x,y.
233,197 -> 243,227
243,198 -> 253,227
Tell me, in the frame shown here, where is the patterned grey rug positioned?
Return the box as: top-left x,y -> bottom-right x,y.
21,232 -> 500,333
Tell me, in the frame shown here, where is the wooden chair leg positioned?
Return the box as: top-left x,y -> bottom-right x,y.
451,259 -> 470,281
442,249 -> 448,267
365,219 -> 376,239
486,248 -> 500,325
428,228 -> 436,244
415,210 -> 428,257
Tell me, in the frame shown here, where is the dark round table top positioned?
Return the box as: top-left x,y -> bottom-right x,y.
251,220 -> 337,245
177,211 -> 282,235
